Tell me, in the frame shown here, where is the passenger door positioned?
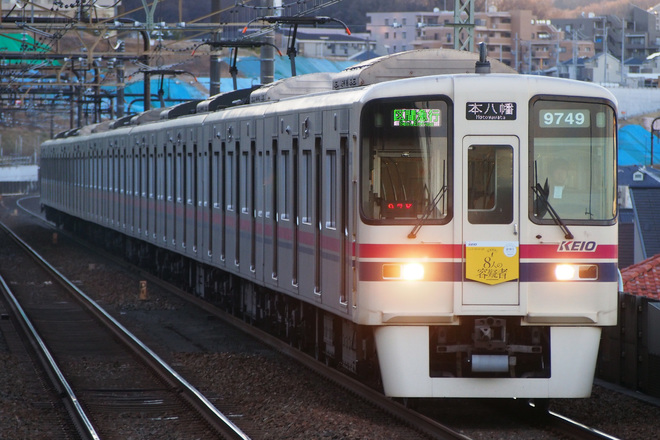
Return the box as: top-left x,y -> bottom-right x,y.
461,136 -> 520,307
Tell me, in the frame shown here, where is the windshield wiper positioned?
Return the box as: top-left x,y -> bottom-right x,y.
532,178 -> 574,240
408,185 -> 447,239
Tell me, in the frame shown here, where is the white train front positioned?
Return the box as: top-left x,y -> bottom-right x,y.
40,49 -> 618,400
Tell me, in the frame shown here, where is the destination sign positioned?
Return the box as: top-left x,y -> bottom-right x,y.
393,108 -> 442,127
466,102 -> 517,121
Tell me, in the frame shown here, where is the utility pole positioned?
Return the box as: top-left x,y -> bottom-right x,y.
514,33 -> 519,72
140,0 -> 160,110
210,0 -> 221,95
603,17 -> 608,84
261,0 -> 280,85
572,30 -> 578,80
115,1 -> 126,116
453,0 -> 475,52
116,40 -> 125,117
621,18 -> 626,85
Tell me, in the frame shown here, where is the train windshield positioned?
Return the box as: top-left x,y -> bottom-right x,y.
360,98 -> 452,223
530,98 -> 617,224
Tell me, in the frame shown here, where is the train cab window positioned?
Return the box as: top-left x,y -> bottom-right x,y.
530,98 -> 616,224
467,145 -> 513,224
360,97 -> 452,224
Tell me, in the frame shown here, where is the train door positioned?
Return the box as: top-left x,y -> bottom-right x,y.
78,146 -> 82,218
148,138 -> 157,243
127,142 -> 136,235
210,127 -> 225,268
195,141 -> 207,259
155,144 -> 165,245
461,135 -> 520,307
253,119 -> 266,281
119,139 -> 126,231
175,142 -> 185,252
140,142 -> 148,238
297,114 -> 320,300
200,136 -> 211,262
238,121 -> 256,279
103,144 -> 110,225
224,123 -> 239,271
320,111 -> 350,309
111,143 -> 118,228
263,125 -> 278,290
275,114 -> 299,293
164,139 -> 175,250
185,141 -> 197,257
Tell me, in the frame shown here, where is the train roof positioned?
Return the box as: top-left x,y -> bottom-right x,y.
196,86 -> 260,112
331,48 -> 516,90
49,48 -> 518,139
249,72 -> 335,103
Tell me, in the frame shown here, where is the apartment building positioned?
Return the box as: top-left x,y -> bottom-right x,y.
367,8 -> 595,74
554,6 -> 660,62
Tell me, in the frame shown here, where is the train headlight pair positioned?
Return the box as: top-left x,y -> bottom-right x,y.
382,263 -> 425,281
555,264 -> 598,281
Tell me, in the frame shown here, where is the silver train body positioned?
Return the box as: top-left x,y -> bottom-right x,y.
40,49 -> 618,399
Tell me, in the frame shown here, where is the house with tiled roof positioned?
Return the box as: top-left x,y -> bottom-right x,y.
621,254 -> 660,299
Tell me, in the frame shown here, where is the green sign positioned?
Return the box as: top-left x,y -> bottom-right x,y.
393,108 -> 441,127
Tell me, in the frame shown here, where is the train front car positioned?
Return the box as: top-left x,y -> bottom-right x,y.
355,74 -> 618,399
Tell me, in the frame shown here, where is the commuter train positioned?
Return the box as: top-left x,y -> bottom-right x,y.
40,48 -> 618,400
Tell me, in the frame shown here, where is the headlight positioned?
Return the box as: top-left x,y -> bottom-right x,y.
555,264 -> 576,281
382,263 -> 425,281
402,263 -> 425,281
555,264 -> 598,281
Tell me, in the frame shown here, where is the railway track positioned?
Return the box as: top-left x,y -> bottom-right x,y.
3,195 -> 630,439
0,272 -> 99,439
8,200 -> 472,440
0,219 -> 250,439
543,409 -> 621,440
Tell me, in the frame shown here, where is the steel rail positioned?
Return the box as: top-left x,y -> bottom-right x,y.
0,234 -> 100,440
545,409 -> 621,440
17,196 -> 626,440
14,197 -> 470,440
0,220 -> 251,440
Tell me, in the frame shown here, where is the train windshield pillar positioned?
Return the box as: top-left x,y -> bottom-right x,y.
359,98 -> 452,224
530,99 -> 617,224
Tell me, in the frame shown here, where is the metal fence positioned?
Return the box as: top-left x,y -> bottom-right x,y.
598,292 -> 660,398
